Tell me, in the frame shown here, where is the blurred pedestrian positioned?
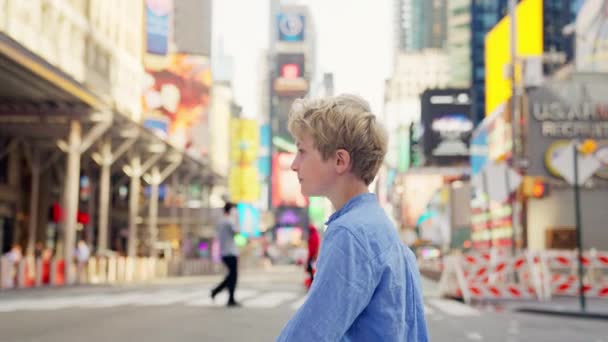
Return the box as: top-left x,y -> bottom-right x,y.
210,201 -> 241,307
277,94 -> 428,341
74,240 -> 90,283
305,224 -> 320,287
3,244 -> 22,288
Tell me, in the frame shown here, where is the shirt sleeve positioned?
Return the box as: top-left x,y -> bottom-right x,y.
277,226 -> 375,342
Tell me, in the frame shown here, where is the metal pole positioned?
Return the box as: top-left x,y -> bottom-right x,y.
148,167 -> 160,257
63,120 -> 82,285
573,144 -> 586,312
26,148 -> 40,256
509,0 -> 520,257
97,138 -> 111,254
127,156 -> 141,258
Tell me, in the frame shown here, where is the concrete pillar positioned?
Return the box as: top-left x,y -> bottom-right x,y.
97,138 -> 111,254
148,167 -> 160,257
26,148 -> 40,256
127,157 -> 141,258
63,120 -> 82,285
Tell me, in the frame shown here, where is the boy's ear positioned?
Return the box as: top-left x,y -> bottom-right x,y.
334,149 -> 351,174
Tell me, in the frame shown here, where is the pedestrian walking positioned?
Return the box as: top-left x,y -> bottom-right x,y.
210,201 -> 241,307
277,94 -> 428,341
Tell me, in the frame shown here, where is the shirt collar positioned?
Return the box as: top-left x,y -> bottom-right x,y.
326,192 -> 377,225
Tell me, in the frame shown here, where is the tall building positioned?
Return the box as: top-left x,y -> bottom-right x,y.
471,0 -> 578,123
543,0 -> 578,69
447,0 -> 472,88
267,3 -> 316,232
470,0 -> 509,124
395,0 -> 447,52
384,50 -> 449,168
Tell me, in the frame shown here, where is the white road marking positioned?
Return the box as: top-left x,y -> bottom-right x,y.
186,289 -> 259,307
465,332 -> 483,341
428,299 -> 480,317
243,291 -> 297,308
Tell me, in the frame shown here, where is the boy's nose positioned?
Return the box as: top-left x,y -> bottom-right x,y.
291,157 -> 299,172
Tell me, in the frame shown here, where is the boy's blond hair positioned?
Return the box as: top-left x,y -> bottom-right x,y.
288,94 -> 388,186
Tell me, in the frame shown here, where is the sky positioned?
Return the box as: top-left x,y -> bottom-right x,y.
212,0 -> 393,119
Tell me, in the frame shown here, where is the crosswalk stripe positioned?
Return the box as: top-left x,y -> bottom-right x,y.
290,295 -> 308,310
138,290 -> 209,306
243,291 -> 297,308
186,289 -> 259,307
79,292 -> 151,308
427,298 -> 480,317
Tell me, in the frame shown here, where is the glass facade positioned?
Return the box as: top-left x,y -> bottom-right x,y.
470,0 -> 508,124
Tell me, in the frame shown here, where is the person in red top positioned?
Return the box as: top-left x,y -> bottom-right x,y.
306,224 -> 320,285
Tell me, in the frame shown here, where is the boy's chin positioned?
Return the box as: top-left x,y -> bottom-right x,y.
301,188 -> 323,198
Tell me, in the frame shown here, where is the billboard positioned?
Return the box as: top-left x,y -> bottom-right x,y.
277,13 -> 305,42
421,89 -> 473,165
575,0 -> 608,72
485,0 -> 543,117
229,119 -> 260,203
145,0 -> 172,56
402,174 -> 444,228
275,206 -> 308,228
237,203 -> 260,238
272,152 -> 308,208
526,76 -> 608,181
143,54 -> 212,155
274,54 -> 308,96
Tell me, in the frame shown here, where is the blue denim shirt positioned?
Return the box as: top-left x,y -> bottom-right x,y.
277,193 -> 428,342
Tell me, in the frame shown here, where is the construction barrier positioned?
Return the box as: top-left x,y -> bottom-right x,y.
439,249 -> 545,304
540,250 -> 608,298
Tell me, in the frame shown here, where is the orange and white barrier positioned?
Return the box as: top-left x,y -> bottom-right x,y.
540,250 -> 608,298
439,250 -> 545,304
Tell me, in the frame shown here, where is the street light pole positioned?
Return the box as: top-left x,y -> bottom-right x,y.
509,0 -> 519,257
573,143 -> 586,312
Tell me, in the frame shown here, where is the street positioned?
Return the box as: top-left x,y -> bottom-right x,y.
0,266 -> 605,342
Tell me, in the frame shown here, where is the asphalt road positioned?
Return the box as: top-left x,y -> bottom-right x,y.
0,266 -> 606,342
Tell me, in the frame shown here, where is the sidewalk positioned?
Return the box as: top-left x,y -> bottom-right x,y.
508,297 -> 608,320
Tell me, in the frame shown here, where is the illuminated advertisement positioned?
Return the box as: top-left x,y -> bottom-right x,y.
229,119 -> 260,203
485,0 -> 543,117
272,153 -> 308,208
237,203 -> 260,238
402,174 -> 444,228
275,206 -> 307,228
143,54 -> 212,155
421,89 -> 473,165
258,124 -> 271,180
145,0 -> 172,55
274,54 -> 308,96
278,13 -> 305,42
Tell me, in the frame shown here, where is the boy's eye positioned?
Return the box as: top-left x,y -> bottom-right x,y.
298,149 -> 305,154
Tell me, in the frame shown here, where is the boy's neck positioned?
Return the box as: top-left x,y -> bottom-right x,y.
328,179 -> 369,212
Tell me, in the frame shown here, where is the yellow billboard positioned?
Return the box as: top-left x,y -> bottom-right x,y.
485,0 -> 543,117
230,118 -> 260,203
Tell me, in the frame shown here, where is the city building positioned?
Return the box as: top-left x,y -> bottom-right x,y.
447,0 -> 472,88
0,0 -> 221,283
470,0 -> 509,124
395,0 -> 447,53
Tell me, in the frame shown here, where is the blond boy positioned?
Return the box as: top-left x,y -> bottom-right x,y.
277,94 -> 428,341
